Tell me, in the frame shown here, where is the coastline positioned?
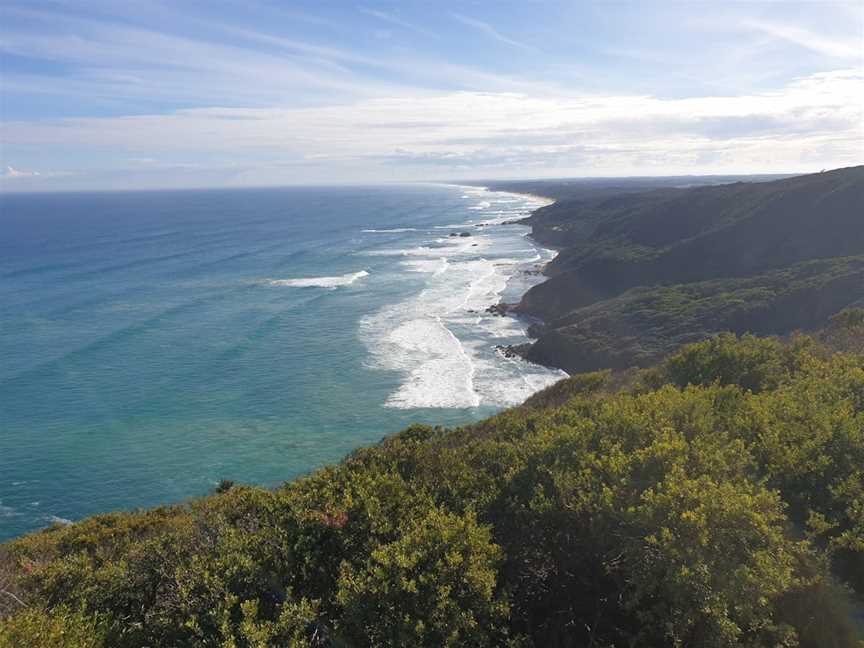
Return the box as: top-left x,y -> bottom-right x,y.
463,186 -> 564,373
456,182 -> 558,210
0,184 -> 566,541
361,183 -> 567,410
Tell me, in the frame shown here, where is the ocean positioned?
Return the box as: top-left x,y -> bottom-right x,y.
0,184 -> 564,540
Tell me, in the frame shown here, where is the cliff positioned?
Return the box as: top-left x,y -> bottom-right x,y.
499,167 -> 864,372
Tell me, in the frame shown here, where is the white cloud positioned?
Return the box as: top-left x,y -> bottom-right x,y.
2,3 -> 861,189
4,68 -> 861,188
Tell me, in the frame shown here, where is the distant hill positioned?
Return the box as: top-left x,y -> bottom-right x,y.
484,173 -> 788,203
498,166 -> 864,373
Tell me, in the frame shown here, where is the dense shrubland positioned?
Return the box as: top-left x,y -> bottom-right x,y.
507,166 -> 864,373
2,322 -> 864,646
525,255 -> 864,372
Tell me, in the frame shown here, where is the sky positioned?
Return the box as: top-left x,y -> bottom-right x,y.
1,0 -> 862,191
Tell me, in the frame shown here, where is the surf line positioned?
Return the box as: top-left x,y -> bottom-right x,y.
434,314 -> 481,408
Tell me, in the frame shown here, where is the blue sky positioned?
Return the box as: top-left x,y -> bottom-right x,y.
1,0 -> 862,190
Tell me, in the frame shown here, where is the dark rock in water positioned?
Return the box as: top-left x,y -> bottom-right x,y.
486,303 -> 512,316
496,343 -> 531,359
459,231 -> 472,237
472,243 -> 478,247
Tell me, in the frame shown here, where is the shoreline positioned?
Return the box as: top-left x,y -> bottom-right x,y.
465,186 -> 564,374
359,183 -> 566,410
0,184 -> 565,541
456,182 -> 558,210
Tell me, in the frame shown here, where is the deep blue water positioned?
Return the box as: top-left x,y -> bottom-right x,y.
0,184 -> 563,540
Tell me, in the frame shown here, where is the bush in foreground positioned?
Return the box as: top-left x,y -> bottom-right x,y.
2,333 -> 863,647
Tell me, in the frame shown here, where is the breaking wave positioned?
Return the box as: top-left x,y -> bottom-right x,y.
268,270 -> 369,289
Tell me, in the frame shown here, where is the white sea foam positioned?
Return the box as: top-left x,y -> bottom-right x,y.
46,514 -> 72,525
434,223 -> 472,229
0,499 -> 17,518
362,228 -> 419,233
268,270 -> 369,289
358,186 -> 565,410
476,216 -> 522,227
363,246 -> 463,258
383,318 -> 480,408
361,248 -> 562,408
473,350 -> 566,407
434,210 -> 529,230
362,235 -> 487,258
401,258 -> 449,274
478,315 -> 526,338
360,258 -> 496,409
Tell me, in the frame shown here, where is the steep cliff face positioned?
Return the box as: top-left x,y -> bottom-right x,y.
510,166 -> 864,372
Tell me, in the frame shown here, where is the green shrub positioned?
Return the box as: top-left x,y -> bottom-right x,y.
336,507 -> 509,647
664,333 -> 795,392
0,606 -> 110,648
3,334 -> 864,647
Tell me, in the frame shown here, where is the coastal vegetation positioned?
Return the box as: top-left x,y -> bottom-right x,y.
3,168 -> 863,646
525,255 -> 864,372
494,166 -> 864,373
3,323 -> 864,646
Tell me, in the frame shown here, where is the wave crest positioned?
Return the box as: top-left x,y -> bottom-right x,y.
268,270 -> 369,289
362,228 -> 418,233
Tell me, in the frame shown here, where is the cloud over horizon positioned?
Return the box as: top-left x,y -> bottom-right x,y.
1,1 -> 862,190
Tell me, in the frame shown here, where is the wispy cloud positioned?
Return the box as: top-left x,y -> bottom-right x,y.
0,7 -> 564,110
2,165 -> 75,181
1,1 -> 861,189
745,19 -> 863,60
4,69 -> 861,188
450,12 -> 540,53
4,166 -> 40,178
359,7 -> 437,38
0,15 -> 386,105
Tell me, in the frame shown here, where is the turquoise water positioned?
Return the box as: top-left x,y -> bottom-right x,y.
0,184 -> 563,540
